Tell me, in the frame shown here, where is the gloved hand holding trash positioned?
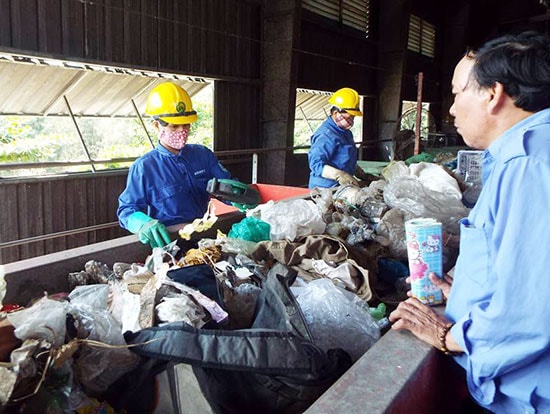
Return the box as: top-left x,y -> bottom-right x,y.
322,164 -> 360,186
127,211 -> 171,248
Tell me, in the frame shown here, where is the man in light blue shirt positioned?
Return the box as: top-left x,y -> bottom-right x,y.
389,32 -> 550,413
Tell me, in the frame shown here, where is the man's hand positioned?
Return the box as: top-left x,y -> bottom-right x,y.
388,297 -> 451,349
390,273 -> 462,354
406,272 -> 453,301
430,272 -> 453,299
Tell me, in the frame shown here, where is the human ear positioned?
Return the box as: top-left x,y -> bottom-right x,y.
487,82 -> 506,114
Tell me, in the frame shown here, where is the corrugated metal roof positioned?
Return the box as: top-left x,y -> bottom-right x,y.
0,53 -> 209,118
0,53 -> 343,122
295,88 -> 332,121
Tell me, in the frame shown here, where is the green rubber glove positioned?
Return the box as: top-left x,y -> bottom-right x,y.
126,211 -> 171,248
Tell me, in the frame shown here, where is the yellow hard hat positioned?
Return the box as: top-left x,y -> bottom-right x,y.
328,87 -> 363,116
145,82 -> 198,124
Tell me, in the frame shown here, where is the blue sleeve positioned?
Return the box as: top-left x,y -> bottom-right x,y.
117,161 -> 148,230
210,155 -> 232,180
308,133 -> 335,176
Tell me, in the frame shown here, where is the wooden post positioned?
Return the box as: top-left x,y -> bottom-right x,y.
414,72 -> 424,155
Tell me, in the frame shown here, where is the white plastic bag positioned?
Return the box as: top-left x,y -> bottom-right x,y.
296,278 -> 380,363
248,199 -> 326,241
382,161 -> 469,234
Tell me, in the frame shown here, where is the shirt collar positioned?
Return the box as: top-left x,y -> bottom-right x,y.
155,143 -> 185,157
486,108 -> 550,163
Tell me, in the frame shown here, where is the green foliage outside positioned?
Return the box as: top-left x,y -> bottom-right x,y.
0,85 -> 215,178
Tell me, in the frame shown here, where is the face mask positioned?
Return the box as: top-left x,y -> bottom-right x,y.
334,112 -> 354,130
159,128 -> 189,150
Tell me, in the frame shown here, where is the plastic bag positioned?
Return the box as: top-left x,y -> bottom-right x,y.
382,161 -> 469,234
228,216 -> 271,242
69,284 -> 110,310
248,199 -> 326,241
68,299 -> 139,395
109,282 -> 141,333
295,278 -> 380,363
8,297 -> 68,348
375,208 -> 408,259
156,294 -> 208,327
408,162 -> 462,200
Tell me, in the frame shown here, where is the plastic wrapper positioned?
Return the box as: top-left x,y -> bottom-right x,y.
296,278 -> 380,363
145,241 -> 180,274
0,365 -> 17,404
178,201 -> 219,240
333,185 -> 362,215
161,278 -> 228,324
345,217 -> 376,245
0,339 -> 49,404
325,214 -> 376,245
138,272 -> 159,329
122,263 -> 154,294
310,187 -> 334,214
359,198 -> 389,223
198,237 -> 259,257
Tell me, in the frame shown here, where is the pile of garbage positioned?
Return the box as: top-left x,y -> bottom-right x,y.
0,160 -> 473,413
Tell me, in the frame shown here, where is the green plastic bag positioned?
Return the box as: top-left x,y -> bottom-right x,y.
228,216 -> 271,242
405,152 -> 435,165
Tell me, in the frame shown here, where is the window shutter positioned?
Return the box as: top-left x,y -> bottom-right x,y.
303,0 -> 371,37
407,14 -> 435,58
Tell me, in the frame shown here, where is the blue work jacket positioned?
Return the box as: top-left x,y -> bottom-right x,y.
118,143 -> 231,228
308,116 -> 358,189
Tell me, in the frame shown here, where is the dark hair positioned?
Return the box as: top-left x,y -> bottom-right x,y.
330,106 -> 347,114
471,32 -> 550,112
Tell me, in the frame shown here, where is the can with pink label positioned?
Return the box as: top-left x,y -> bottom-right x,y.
405,218 -> 444,306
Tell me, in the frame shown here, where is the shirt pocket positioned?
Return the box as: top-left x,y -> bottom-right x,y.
150,184 -> 186,216
457,218 -> 490,287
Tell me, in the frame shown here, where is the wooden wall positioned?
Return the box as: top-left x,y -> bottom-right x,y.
297,16 -> 378,98
0,0 -> 261,80
0,172 -> 128,264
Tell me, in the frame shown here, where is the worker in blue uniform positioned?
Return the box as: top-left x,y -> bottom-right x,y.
308,87 -> 367,189
117,82 -> 231,248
